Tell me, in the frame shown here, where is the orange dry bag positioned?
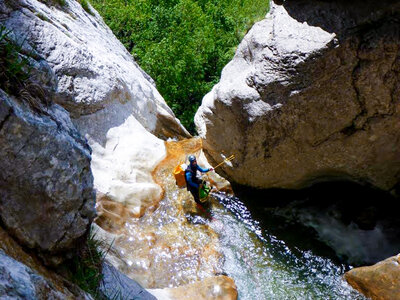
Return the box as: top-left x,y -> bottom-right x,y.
173,164 -> 187,188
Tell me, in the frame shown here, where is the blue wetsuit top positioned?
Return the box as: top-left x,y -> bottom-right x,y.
185,163 -> 210,189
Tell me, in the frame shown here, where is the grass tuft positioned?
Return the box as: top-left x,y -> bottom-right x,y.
69,230 -> 110,298
0,26 -> 50,113
35,12 -> 50,22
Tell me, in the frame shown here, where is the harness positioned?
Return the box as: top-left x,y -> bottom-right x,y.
185,164 -> 200,190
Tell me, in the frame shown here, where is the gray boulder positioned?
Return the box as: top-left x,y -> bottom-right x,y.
0,40 -> 95,264
195,0 -> 400,194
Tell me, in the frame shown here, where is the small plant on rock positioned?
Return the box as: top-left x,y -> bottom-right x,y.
78,0 -> 94,15
0,26 -> 50,113
69,231 -> 109,298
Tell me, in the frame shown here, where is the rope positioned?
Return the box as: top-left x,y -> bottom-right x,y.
213,154 -> 235,170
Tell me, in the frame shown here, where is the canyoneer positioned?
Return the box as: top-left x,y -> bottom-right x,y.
185,155 -> 213,207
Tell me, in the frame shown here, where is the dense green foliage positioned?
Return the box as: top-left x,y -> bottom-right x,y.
91,0 -> 269,133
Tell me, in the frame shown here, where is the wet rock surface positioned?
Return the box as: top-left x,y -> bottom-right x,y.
195,0 -> 400,194
93,139 -> 227,289
149,275 -> 237,300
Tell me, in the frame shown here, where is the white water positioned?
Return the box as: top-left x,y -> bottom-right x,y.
200,193 -> 367,300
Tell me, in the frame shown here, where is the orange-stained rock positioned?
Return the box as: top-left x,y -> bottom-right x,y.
95,193 -> 142,233
149,275 -> 238,300
344,254 -> 400,300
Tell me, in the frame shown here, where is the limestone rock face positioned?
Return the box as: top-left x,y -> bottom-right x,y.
344,254 -> 400,300
1,0 -> 189,215
1,0 -> 188,138
195,0 -> 400,193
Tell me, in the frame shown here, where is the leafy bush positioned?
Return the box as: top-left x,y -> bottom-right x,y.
91,0 -> 269,133
0,26 -> 30,89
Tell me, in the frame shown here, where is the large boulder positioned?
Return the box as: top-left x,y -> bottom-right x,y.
1,0 -> 190,216
195,0 -> 400,194
344,254 -> 400,300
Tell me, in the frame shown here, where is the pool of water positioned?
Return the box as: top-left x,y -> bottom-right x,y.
202,192 -> 366,300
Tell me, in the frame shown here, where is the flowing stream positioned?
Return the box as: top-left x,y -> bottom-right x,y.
197,192 -> 366,300
156,139 -> 369,299
97,138 -> 377,298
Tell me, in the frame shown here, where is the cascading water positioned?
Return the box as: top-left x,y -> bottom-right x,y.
95,139 -> 374,298
203,192 -> 366,299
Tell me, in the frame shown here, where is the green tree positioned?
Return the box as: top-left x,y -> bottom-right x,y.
91,0 -> 269,133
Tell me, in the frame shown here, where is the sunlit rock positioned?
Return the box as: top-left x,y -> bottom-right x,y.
345,254 -> 400,300
2,0 -> 188,137
195,0 -> 400,194
1,0 -> 190,217
89,116 -> 166,215
149,275 -> 238,300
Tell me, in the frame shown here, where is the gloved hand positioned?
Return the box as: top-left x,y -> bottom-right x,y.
209,167 -> 214,171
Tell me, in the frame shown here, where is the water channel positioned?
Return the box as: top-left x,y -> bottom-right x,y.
97,138 -> 400,299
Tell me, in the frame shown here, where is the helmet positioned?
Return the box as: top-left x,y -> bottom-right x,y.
188,155 -> 196,163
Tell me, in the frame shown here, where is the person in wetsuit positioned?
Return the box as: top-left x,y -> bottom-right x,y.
185,155 -> 213,205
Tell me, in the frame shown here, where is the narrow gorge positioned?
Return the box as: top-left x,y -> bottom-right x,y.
0,0 -> 399,299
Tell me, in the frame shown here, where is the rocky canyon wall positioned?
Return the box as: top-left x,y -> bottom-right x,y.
1,0 -> 190,219
0,0 -> 225,298
195,0 -> 400,195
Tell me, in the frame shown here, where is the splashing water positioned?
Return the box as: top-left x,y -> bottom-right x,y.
96,138 -> 367,298
207,192 -> 367,299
